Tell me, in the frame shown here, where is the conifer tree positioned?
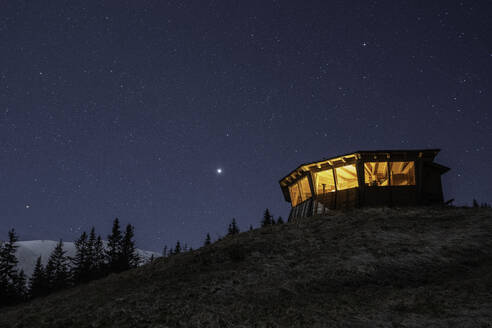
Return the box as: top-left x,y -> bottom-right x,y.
162,245 -> 168,257
0,229 -> 20,307
85,227 -> 105,279
204,233 -> 211,246
249,225 -> 253,231
277,216 -> 284,224
261,209 -> 273,227
45,240 -> 70,292
72,231 -> 90,283
13,269 -> 27,303
0,229 -> 19,282
228,218 -> 240,235
121,224 -> 139,270
29,256 -> 48,299
92,235 -> 106,278
174,241 -> 181,254
86,227 -> 97,266
107,218 -> 123,272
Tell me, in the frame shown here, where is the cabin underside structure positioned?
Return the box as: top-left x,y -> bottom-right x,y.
279,149 -> 450,221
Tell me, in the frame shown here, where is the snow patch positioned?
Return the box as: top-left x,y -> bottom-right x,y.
14,240 -> 160,277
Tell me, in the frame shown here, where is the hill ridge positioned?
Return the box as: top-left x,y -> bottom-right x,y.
1,207 -> 491,328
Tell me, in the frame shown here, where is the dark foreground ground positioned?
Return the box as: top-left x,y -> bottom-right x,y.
1,207 -> 491,328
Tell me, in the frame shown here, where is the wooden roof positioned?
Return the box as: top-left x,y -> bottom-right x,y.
279,149 -> 447,202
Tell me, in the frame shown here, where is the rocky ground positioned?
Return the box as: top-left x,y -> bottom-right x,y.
1,206 -> 491,328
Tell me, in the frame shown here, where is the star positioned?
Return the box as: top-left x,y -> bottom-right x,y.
25,204 -> 30,209
216,168 -> 223,175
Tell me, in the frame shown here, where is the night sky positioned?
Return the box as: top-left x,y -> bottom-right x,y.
1,1 -> 491,251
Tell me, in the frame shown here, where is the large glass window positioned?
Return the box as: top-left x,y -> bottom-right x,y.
335,164 -> 359,190
364,162 -> 389,186
390,161 -> 416,186
314,169 -> 336,194
289,183 -> 301,207
298,176 -> 312,201
288,176 -> 312,206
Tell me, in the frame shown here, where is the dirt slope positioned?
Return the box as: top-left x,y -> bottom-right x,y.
1,207 -> 491,328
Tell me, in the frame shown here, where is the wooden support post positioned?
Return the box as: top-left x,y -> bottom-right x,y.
416,158 -> 424,205
356,160 -> 365,208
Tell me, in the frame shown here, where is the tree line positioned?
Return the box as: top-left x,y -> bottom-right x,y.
472,199 -> 491,208
171,208 -> 284,254
0,218 -> 139,308
2,208 -> 285,308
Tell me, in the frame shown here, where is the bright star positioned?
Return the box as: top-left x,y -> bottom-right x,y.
216,168 -> 223,174
25,204 -> 30,209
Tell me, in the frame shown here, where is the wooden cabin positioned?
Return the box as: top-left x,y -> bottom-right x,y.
279,149 -> 450,220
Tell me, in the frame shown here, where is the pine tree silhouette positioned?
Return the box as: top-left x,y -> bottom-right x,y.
162,245 -> 168,257
228,218 -> 240,235
204,233 -> 211,246
86,227 -> 97,270
45,240 -> 70,292
277,216 -> 284,224
0,229 -> 19,281
29,256 -> 48,299
72,231 -> 90,283
92,235 -> 106,278
85,227 -> 104,279
0,229 -> 20,307
107,218 -> 123,273
121,224 -> 139,270
261,209 -> 273,227
13,269 -> 27,303
174,241 -> 181,254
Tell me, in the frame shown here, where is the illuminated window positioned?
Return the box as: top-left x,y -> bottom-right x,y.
288,176 -> 312,206
289,183 -> 301,207
390,161 -> 416,186
298,176 -> 312,202
335,164 -> 359,190
364,162 -> 389,186
314,169 -> 336,194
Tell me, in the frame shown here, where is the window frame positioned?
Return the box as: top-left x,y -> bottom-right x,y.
362,160 -> 416,187
389,161 -> 416,186
298,176 -> 312,202
334,163 -> 359,191
364,161 -> 390,187
288,182 -> 301,207
313,168 -> 337,195
288,175 -> 313,207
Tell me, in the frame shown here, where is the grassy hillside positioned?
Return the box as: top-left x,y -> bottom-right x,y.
1,207 -> 491,327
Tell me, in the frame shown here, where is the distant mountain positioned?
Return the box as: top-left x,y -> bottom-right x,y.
1,207 -> 492,327
14,240 -> 160,277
